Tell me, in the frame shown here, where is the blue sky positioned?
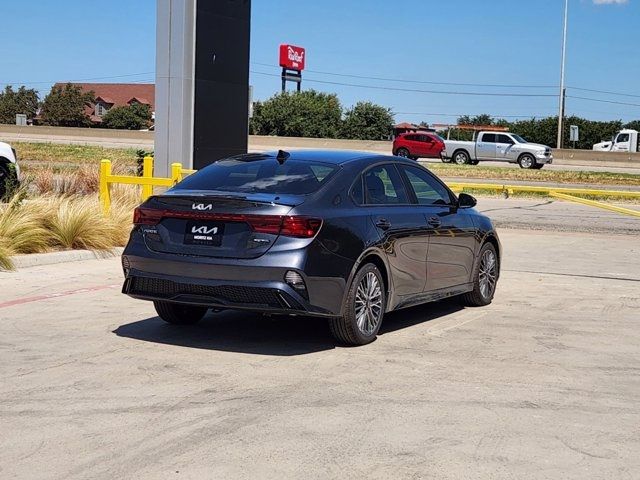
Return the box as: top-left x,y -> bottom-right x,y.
2,0 -> 639,125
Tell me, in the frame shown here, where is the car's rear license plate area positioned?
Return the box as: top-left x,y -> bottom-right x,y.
184,220 -> 225,246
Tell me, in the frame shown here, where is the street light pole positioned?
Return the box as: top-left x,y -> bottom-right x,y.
557,0 -> 569,149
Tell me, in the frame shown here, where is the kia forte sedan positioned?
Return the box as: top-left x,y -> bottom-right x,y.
122,150 -> 500,345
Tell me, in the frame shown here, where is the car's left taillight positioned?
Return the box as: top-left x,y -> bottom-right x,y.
133,207 -> 165,226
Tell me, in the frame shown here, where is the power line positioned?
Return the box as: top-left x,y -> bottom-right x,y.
0,72 -> 155,85
567,95 -> 640,108
568,86 -> 640,99
393,112 -> 555,118
251,61 -> 558,89
250,71 -> 558,98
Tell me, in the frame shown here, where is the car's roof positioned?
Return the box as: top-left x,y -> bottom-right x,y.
255,149 -> 393,165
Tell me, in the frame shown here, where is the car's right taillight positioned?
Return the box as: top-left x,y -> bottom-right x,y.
280,216 -> 323,238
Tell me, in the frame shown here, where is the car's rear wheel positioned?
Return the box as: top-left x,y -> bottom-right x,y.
396,148 -> 410,158
518,154 -> 536,169
461,243 -> 498,307
154,301 -> 208,325
329,263 -> 386,346
0,163 -> 11,199
453,150 -> 470,165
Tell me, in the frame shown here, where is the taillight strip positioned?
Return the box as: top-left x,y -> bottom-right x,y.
133,208 -> 322,238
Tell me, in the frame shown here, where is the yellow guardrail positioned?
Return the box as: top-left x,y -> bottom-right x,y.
449,182 -> 640,218
99,157 -> 640,218
99,156 -> 195,214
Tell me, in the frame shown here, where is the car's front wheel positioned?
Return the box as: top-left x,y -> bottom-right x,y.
329,263 -> 386,346
461,243 -> 498,307
518,154 -> 536,169
154,301 -> 208,325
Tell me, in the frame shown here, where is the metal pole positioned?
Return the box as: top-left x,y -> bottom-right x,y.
557,0 -> 569,149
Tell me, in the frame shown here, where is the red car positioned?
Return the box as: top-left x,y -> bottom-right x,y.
393,132 -> 445,160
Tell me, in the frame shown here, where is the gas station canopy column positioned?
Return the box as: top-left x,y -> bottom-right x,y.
155,0 -> 251,176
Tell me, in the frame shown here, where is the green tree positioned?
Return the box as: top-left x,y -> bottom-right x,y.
340,101 -> 394,140
102,103 -> 152,130
250,90 -> 342,138
40,83 -> 94,127
0,86 -> 39,124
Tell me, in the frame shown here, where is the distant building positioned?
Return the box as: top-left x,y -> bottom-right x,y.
52,82 -> 155,124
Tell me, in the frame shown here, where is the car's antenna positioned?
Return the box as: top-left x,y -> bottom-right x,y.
276,150 -> 290,165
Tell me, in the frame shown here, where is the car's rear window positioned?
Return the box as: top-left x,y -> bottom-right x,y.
173,158 -> 339,195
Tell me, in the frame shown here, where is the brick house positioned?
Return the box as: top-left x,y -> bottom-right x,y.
53,83 -> 155,124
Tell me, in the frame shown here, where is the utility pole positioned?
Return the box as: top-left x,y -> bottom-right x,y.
557,0 -> 569,149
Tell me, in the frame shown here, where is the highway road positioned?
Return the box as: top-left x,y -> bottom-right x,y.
3,126 -> 640,175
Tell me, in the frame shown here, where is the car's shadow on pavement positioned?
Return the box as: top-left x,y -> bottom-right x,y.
113,299 -> 465,356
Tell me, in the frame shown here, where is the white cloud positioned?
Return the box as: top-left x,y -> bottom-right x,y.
593,0 -> 628,4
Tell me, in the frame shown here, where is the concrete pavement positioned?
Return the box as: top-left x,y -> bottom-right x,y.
1,219 -> 640,479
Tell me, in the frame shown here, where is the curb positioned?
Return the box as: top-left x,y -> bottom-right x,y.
10,248 -> 124,270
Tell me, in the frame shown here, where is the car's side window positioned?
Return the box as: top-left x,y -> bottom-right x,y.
496,134 -> 514,144
351,175 -> 365,204
364,165 -> 409,205
401,165 -> 453,206
481,133 -> 496,143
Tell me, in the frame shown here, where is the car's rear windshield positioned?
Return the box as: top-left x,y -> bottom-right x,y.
173,158 -> 339,195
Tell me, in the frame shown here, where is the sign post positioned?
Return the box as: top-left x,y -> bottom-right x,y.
570,125 -> 579,149
279,44 -> 305,92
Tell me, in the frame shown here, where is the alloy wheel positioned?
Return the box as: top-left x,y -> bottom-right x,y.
454,153 -> 468,165
354,271 -> 383,335
478,250 -> 497,299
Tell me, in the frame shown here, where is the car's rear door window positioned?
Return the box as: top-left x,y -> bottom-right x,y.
363,165 -> 409,205
481,133 -> 497,143
173,157 -> 339,195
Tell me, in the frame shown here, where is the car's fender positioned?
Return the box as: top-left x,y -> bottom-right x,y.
339,246 -> 394,316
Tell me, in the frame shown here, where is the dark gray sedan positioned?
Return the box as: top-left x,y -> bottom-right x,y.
122,150 -> 500,345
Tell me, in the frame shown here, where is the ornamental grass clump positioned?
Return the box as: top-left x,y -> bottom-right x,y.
0,189 -> 138,270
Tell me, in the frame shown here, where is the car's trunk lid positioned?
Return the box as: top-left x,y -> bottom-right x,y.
139,192 -> 302,259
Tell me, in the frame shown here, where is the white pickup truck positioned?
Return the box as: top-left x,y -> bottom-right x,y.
444,131 -> 553,169
0,141 -> 20,198
592,129 -> 638,153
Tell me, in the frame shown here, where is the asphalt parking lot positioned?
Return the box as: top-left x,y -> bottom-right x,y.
1,202 -> 639,479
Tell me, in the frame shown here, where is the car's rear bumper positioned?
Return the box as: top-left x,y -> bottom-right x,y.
121,239 -> 350,317
122,269 -> 336,317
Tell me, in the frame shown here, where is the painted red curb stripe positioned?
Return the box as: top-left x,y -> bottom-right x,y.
0,284 -> 120,309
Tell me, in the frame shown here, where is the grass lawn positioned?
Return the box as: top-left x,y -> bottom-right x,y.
13,142 -> 139,171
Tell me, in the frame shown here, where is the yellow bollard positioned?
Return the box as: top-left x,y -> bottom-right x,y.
171,163 -> 183,185
99,159 -> 112,215
141,156 -> 154,200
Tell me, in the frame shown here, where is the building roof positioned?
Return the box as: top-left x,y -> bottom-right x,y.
53,82 -> 155,110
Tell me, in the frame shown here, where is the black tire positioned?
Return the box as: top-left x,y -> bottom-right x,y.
396,148 -> 410,158
518,154 -> 536,169
453,150 -> 470,165
461,243 -> 498,307
154,301 -> 208,325
532,163 -> 544,170
0,163 -> 11,199
471,160 -> 480,165
329,263 -> 386,346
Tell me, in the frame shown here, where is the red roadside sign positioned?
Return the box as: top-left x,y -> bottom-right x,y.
279,44 -> 306,71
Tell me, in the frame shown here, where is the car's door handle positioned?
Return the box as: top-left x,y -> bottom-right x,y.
375,219 -> 391,230
427,217 -> 441,227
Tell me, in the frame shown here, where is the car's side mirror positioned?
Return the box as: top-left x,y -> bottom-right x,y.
458,193 -> 477,209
